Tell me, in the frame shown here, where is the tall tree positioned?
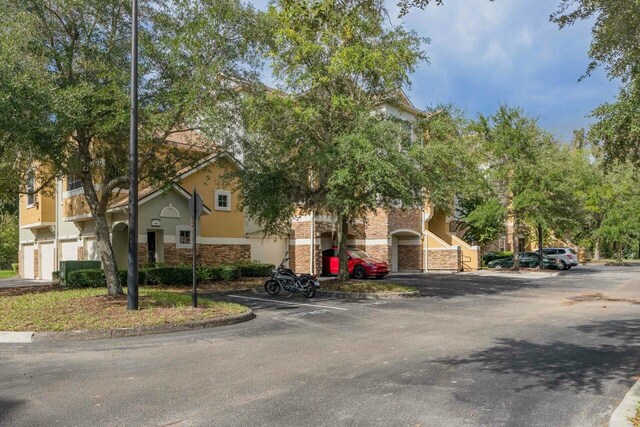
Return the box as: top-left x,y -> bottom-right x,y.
0,0 -> 260,295
235,0 -> 426,279
552,1 -> 640,167
473,106 -> 581,268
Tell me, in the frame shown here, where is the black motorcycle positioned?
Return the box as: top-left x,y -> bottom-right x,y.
264,255 -> 319,298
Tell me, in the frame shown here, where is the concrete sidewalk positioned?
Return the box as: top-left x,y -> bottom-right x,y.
0,278 -> 52,289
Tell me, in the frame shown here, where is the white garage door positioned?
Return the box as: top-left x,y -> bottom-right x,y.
40,242 -> 55,281
61,240 -> 79,261
249,237 -> 288,266
22,245 -> 35,279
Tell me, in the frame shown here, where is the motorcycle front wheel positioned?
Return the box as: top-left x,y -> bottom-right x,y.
265,280 -> 280,295
303,283 -> 316,299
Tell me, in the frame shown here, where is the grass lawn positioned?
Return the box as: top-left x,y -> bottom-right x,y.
0,270 -> 16,278
632,403 -> 640,427
0,287 -> 248,332
320,280 -> 415,294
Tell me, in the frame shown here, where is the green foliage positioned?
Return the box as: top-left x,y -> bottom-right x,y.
11,263 -> 18,273
144,265 -> 243,286
235,0 -> 426,278
145,267 -> 193,286
458,198 -> 506,247
0,212 -> 18,269
235,262 -> 275,278
66,269 -> 147,288
552,1 -> 640,167
0,0 -> 261,295
482,251 -> 513,265
206,265 -> 242,282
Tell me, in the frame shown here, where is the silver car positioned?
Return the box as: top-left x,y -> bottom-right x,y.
542,248 -> 579,270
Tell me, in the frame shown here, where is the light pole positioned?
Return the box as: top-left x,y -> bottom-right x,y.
127,0 -> 139,310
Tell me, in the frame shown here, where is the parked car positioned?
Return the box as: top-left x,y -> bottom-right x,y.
487,252 -> 563,270
321,248 -> 389,279
542,247 -> 579,270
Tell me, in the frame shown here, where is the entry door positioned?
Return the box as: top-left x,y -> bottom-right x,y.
147,231 -> 156,264
40,242 -> 55,280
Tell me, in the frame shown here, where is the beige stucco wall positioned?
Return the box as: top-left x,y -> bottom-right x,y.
179,157 -> 245,238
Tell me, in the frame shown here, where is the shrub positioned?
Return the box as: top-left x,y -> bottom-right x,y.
205,265 -> 241,282
144,266 -> 192,286
235,262 -> 274,277
144,265 -> 241,285
67,269 -> 107,288
66,269 -> 146,288
482,251 -> 513,265
11,263 -> 18,273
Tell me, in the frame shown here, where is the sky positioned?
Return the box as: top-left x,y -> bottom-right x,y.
249,0 -> 620,142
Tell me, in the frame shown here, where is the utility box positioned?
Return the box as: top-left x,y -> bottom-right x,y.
59,260 -> 102,287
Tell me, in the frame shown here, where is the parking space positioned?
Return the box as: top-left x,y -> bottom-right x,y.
3,265 -> 640,427
222,292 -> 397,325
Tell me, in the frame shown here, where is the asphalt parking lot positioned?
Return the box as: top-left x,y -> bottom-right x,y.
1,264 -> 639,426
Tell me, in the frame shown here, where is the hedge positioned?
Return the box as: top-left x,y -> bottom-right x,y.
206,265 -> 241,281
482,251 -> 514,265
66,269 -> 147,288
145,266 -> 192,286
235,262 -> 274,277
65,262 -> 273,288
144,265 -> 241,286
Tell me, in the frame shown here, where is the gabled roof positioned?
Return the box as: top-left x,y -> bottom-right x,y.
108,183 -> 212,214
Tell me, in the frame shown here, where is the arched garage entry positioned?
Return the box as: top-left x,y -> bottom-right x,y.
390,229 -> 422,273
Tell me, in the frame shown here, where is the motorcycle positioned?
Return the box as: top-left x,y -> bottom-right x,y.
264,254 -> 319,298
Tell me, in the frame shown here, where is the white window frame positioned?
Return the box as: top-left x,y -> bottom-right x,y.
175,225 -> 193,249
66,175 -> 82,192
26,169 -> 36,208
215,190 -> 231,211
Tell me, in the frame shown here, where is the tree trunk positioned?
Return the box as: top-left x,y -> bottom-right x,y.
94,212 -> 122,296
336,214 -> 349,281
512,212 -> 520,269
77,135 -> 122,296
593,239 -> 600,261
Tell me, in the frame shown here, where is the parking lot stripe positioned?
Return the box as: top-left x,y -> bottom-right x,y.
227,295 -> 348,311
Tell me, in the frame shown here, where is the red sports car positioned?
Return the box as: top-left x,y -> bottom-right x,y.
321,248 -> 389,279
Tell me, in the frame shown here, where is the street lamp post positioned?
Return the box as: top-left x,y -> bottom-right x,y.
127,0 -> 139,310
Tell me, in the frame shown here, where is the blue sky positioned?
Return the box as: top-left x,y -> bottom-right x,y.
249,0 -> 620,142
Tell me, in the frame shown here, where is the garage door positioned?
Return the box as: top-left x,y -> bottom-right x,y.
61,240 -> 79,261
22,245 -> 35,279
249,237 -> 288,266
40,242 -> 55,281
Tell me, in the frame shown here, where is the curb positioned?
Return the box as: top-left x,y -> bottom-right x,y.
13,310 -> 256,343
610,378 -> 640,426
317,290 -> 419,300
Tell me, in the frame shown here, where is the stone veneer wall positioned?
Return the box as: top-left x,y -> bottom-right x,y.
137,243 -> 250,266
34,248 -> 39,279
366,244 -> 390,265
365,209 -> 388,239
426,248 -> 461,271
388,208 -> 422,234
77,246 -> 85,261
398,245 -> 422,271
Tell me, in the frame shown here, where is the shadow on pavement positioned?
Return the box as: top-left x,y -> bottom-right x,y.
575,319 -> 640,341
435,318 -> 640,394
0,398 -> 27,423
384,274 -> 542,299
